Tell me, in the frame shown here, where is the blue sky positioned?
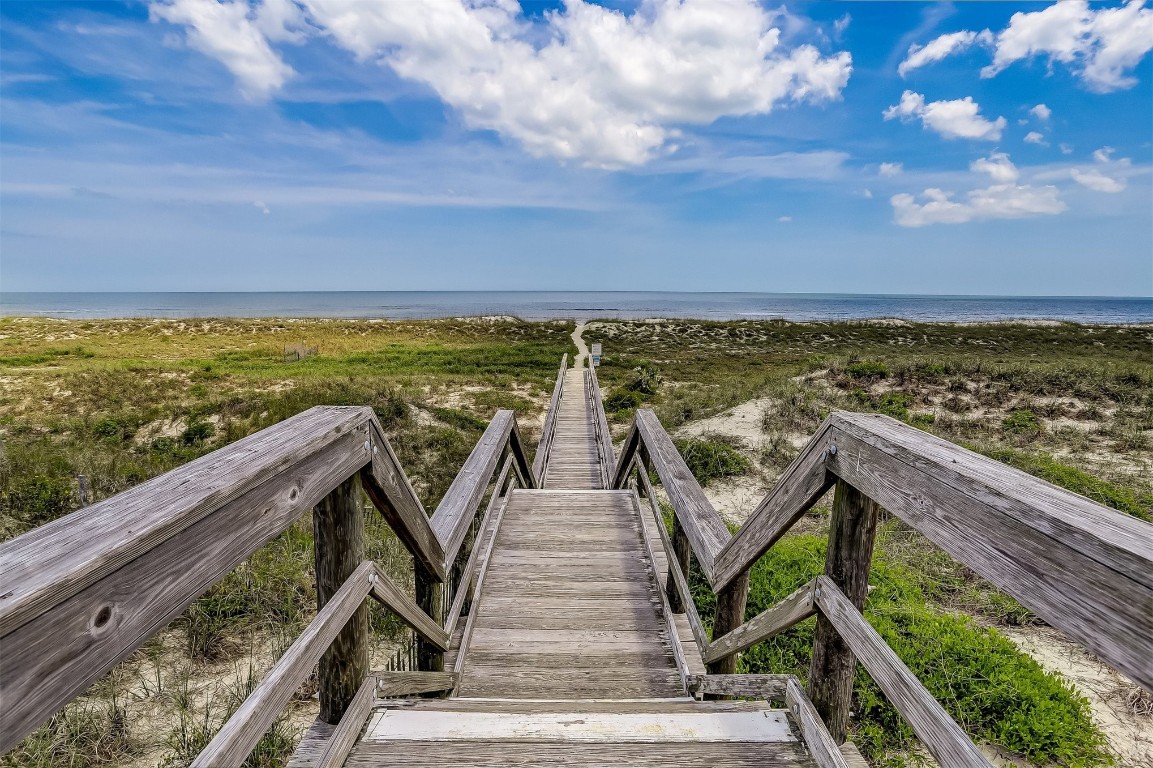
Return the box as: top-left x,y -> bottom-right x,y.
1,0 -> 1150,295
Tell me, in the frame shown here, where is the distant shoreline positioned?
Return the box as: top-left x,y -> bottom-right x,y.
2,291 -> 1150,325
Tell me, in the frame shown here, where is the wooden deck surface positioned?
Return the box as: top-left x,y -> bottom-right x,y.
542,369 -> 601,489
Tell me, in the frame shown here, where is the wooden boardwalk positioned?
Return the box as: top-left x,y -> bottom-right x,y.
542,368 -> 602,489
19,352 -> 1138,768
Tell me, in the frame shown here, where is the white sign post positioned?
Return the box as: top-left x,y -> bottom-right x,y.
591,343 -> 602,367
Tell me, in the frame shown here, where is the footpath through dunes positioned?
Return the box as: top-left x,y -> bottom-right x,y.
6,351 -> 1150,768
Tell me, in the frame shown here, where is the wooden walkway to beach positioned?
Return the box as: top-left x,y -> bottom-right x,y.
7,352 -> 1149,768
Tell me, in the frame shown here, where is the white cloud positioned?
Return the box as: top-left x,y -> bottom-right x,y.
1071,168 -> 1126,192
834,14 -> 851,37
293,0 -> 852,168
1030,103 -> 1052,121
778,215 -> 792,222
150,0 -> 293,98
971,152 -> 1019,183
898,29 -> 993,77
891,153 -> 1065,226
1072,147 -> 1131,192
879,162 -> 903,177
983,0 -> 1153,92
861,188 -> 873,199
1060,143 -> 1074,155
1024,131 -> 1046,145
884,90 -> 1005,141
254,200 -> 270,214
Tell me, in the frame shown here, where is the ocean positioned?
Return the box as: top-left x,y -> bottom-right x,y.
1,292 -> 1150,324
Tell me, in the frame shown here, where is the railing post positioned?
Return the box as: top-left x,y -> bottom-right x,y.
415,561 -> 444,672
313,474 -> 369,724
707,574 -> 750,679
666,518 -> 691,614
808,478 -> 880,743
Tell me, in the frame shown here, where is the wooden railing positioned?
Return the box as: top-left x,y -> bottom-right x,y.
585,362 -> 615,488
615,408 -> 1153,765
531,353 -> 568,482
0,403 -> 535,765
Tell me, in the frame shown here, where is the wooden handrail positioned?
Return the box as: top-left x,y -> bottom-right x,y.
369,564 -> 449,652
615,409 -> 731,583
813,576 -> 991,767
702,580 -> 816,665
0,408 -> 392,751
785,677 -> 850,768
585,364 -> 615,488
444,455 -> 516,637
532,354 -> 568,481
316,676 -> 377,768
429,409 -> 534,572
193,562 -> 376,768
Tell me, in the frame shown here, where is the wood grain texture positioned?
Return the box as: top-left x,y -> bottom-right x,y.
430,410 -> 516,567
586,365 -> 616,489
633,409 -> 731,583
809,480 -> 879,743
543,368 -> 603,490
414,560 -> 444,673
609,420 -> 640,491
345,741 -> 814,767
360,417 -> 444,582
685,674 -> 792,701
712,421 -> 836,592
0,405 -> 370,638
369,564 -> 448,651
193,562 -> 374,768
0,427 -> 368,752
314,476 -> 369,724
814,576 -> 992,767
667,516 -> 691,614
316,676 -> 376,768
444,456 -> 514,636
374,671 -> 457,697
786,677 -> 849,768
704,580 -> 816,665
706,573 -> 750,678
827,411 -> 1153,691
532,354 -> 568,482
286,718 -> 335,768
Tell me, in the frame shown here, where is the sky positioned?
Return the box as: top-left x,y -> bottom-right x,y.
1,0 -> 1151,295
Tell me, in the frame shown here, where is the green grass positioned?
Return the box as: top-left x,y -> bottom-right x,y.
690,533 -> 1111,766
673,436 -> 751,486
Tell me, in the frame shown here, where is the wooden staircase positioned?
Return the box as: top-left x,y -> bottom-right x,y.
3,353 -> 1149,768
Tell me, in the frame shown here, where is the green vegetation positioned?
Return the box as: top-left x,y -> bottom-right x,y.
690,532 -> 1111,766
673,436 -> 750,485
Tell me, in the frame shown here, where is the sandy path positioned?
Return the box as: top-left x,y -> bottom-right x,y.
571,321 -> 589,368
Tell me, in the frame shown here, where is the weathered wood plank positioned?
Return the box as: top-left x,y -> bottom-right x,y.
814,576 -> 992,767
445,456 -> 514,636
827,412 -> 1153,691
809,480 -> 879,743
707,574 -> 750,678
704,580 -> 816,665
610,420 -> 641,490
633,409 -> 731,583
360,418 -> 445,581
374,671 -> 457,697
193,562 -> 374,768
316,676 -> 376,768
430,410 -> 516,567
532,354 -> 568,482
314,476 -> 369,724
712,420 -> 836,591
369,564 -> 448,651
685,673 -> 792,700
345,741 -> 814,767
0,405 -> 370,638
785,677 -> 850,768
586,365 -> 616,488
0,427 -> 368,752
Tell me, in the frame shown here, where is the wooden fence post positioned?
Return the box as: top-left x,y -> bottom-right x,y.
415,561 -> 444,672
808,479 -> 880,743
666,518 -> 691,614
313,474 -> 368,724
707,573 -> 750,678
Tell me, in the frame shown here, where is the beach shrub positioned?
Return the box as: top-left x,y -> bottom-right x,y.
0,474 -> 74,528
627,363 -> 662,395
673,437 -> 749,485
690,534 -> 1110,766
1002,409 -> 1043,438
845,360 -> 889,379
605,390 -> 644,412
180,421 -> 215,445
